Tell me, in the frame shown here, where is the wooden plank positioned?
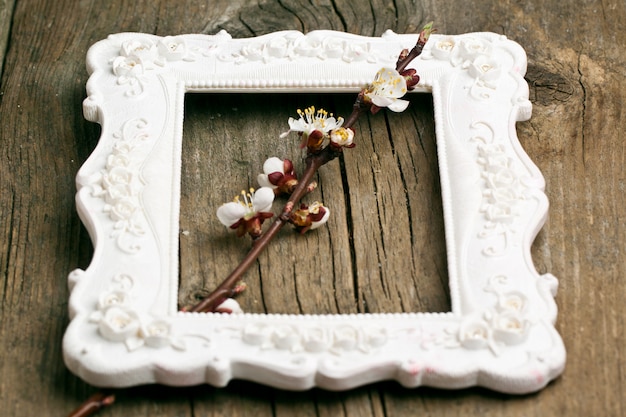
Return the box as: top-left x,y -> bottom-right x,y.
1,0 -> 626,416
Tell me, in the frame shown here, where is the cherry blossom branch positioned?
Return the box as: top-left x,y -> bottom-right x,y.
186,22 -> 433,313
187,145 -> 341,313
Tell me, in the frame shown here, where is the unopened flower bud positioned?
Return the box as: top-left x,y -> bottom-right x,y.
401,68 -> 420,91
418,22 -> 435,46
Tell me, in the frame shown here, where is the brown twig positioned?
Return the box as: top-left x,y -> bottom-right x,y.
67,392 -> 115,417
187,145 -> 341,313
397,21 -> 434,73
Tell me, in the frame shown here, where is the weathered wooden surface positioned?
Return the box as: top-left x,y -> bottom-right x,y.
1,0 -> 625,415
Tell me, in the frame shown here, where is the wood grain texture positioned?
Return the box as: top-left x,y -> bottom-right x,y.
1,0 -> 625,416
0,0 -> 15,76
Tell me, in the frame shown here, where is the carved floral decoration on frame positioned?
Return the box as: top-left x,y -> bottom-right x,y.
423,35 -> 504,99
91,118 -> 151,254
470,121 -> 531,257
88,273 -> 190,351
110,32 -> 229,96
112,36 -> 192,96
108,30 -> 415,96
456,276 -> 533,354
220,31 -> 390,64
235,321 -> 389,355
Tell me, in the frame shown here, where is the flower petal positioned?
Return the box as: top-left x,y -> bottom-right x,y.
263,157 -> 285,174
386,99 -> 410,112
217,202 -> 247,227
251,187 -> 275,213
257,173 -> 274,188
370,95 -> 395,108
288,117 -> 308,132
310,206 -> 330,230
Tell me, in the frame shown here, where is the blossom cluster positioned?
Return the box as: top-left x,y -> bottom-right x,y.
216,61 -> 419,239
216,158 -> 332,239
208,23 -> 431,314
280,106 -> 354,152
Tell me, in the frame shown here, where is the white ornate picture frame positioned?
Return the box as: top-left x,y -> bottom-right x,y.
64,30 -> 565,393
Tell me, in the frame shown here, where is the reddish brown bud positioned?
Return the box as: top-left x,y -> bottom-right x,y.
401,68 -> 420,90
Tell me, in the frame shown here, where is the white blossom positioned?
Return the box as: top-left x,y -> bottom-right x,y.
217,187 -> 275,238
364,67 -> 410,112
257,157 -> 292,189
280,106 -> 344,138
